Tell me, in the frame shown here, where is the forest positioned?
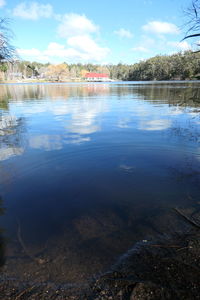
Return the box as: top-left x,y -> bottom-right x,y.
1,50 -> 200,82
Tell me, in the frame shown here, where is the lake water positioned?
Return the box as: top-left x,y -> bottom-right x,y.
0,82 -> 200,284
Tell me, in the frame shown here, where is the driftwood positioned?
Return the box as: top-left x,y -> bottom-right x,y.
148,244 -> 181,248
16,218 -> 46,265
15,286 -> 35,300
173,208 -> 200,229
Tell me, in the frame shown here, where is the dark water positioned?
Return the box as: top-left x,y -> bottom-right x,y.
0,82 -> 200,283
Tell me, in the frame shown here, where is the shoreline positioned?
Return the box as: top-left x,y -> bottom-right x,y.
0,79 -> 200,84
0,79 -> 115,84
1,207 -> 200,299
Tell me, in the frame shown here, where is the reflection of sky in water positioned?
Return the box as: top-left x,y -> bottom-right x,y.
0,83 -> 200,283
0,83 -> 199,159
29,135 -> 63,151
138,119 -> 172,131
5,95 -> 109,151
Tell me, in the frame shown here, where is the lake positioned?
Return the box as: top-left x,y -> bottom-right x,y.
0,82 -> 200,284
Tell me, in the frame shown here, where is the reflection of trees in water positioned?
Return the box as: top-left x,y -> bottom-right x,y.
170,119 -> 200,142
0,114 -> 26,189
132,82 -> 200,107
0,82 -> 200,153
1,82 -> 200,107
0,85 -> 11,110
0,84 -> 112,101
0,115 -> 26,161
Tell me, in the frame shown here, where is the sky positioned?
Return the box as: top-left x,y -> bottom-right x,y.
0,0 -> 196,64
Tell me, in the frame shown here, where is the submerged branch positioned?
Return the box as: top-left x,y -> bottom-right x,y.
16,218 -> 46,265
173,208 -> 200,229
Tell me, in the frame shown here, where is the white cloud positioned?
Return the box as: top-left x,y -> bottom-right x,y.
17,47 -> 50,62
13,2 -> 54,20
142,21 -> 180,35
114,28 -> 133,38
167,41 -> 192,51
57,14 -> 109,62
44,42 -> 73,57
18,38 -> 110,63
16,10 -> 109,63
18,48 -> 41,56
131,36 -> 155,54
0,0 -> 6,8
132,46 -> 149,53
58,13 -> 98,38
67,35 -> 110,61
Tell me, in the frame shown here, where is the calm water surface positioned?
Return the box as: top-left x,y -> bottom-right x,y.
0,82 -> 200,283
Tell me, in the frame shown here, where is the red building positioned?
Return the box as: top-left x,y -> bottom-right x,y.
84,72 -> 110,82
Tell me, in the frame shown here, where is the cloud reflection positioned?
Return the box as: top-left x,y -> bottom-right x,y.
64,100 -> 108,137
29,135 -> 63,151
65,135 -> 91,144
117,118 -> 131,129
119,164 -> 135,173
27,99 -> 108,151
0,147 -> 24,161
139,119 -> 172,131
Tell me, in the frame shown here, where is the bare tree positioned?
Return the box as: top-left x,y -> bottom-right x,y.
0,18 -> 16,62
183,1 -> 200,41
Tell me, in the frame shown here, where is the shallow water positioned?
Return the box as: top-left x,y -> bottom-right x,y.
0,82 -> 200,283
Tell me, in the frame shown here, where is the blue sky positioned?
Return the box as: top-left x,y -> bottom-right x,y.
0,0 -> 195,64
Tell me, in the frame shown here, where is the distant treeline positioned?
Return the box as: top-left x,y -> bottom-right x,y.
1,50 -> 200,81
110,51 -> 200,81
126,51 -> 200,81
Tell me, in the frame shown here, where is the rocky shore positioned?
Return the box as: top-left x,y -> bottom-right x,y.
1,207 -> 200,299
